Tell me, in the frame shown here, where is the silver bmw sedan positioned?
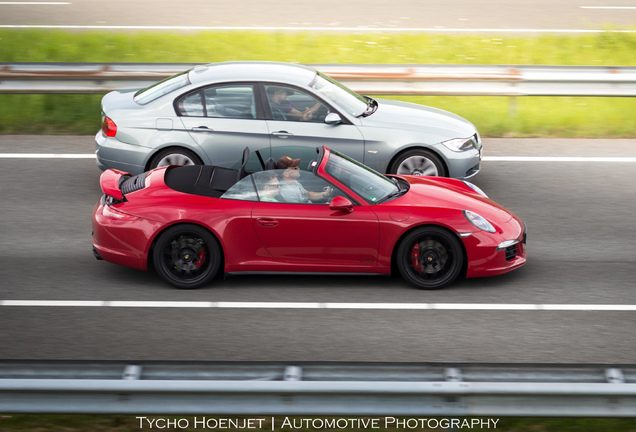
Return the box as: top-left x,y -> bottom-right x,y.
96,61 -> 482,179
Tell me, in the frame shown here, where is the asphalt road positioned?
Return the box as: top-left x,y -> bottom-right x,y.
1,0 -> 635,31
0,135 -> 635,363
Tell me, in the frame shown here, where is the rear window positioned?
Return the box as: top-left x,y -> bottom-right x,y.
134,70 -> 190,105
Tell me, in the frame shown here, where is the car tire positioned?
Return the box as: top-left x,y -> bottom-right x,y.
389,149 -> 447,177
149,148 -> 203,170
152,224 -> 222,289
396,226 -> 463,290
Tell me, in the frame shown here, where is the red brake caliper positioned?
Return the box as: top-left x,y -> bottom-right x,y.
196,247 -> 207,268
411,243 -> 421,273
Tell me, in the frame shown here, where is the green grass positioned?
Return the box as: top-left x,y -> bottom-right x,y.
3,29 -> 636,65
1,29 -> 636,136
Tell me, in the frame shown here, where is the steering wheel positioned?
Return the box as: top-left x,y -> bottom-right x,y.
315,106 -> 330,122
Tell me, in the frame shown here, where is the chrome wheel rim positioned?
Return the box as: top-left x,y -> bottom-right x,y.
156,153 -> 196,167
396,155 -> 438,176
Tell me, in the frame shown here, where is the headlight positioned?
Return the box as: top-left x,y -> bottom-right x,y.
463,181 -> 488,198
463,210 -> 495,233
496,239 -> 519,250
441,137 -> 475,152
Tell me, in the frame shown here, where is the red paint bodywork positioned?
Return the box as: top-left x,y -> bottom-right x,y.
92,147 -> 526,281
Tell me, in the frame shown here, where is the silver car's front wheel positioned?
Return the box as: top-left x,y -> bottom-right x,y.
390,149 -> 446,177
149,148 -> 203,170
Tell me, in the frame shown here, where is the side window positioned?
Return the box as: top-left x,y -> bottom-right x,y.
203,85 -> 256,119
220,176 -> 258,202
179,91 -> 205,117
265,85 -> 329,123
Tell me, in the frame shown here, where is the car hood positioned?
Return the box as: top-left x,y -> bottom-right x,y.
361,98 -> 477,138
392,176 -> 514,224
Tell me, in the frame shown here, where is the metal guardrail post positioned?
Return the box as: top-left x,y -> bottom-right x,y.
0,361 -> 635,416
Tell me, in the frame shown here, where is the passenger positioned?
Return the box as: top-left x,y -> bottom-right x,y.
255,171 -> 282,202
276,156 -> 331,203
268,87 -> 320,122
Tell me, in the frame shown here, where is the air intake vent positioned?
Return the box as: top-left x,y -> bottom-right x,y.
505,244 -> 517,261
120,173 -> 147,195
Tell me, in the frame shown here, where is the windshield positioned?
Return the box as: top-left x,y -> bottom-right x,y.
310,73 -> 369,117
134,70 -> 190,105
325,150 -> 398,204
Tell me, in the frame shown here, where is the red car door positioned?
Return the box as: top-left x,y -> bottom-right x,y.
251,202 -> 380,269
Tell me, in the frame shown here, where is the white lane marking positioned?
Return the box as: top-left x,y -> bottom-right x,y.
484,156 -> 636,162
2,300 -> 105,307
0,25 -> 635,33
2,154 -> 636,163
0,2 -> 70,4
2,300 -> 636,311
581,6 -> 636,9
0,154 -> 95,158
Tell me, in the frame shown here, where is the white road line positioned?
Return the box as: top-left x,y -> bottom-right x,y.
0,2 -> 70,4
2,300 -> 636,311
484,156 -> 636,162
581,6 -> 636,9
2,154 -> 636,162
0,25 -> 635,33
0,154 -> 95,158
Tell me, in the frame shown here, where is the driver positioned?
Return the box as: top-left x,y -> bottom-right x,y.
268,87 -> 321,122
276,156 -> 332,203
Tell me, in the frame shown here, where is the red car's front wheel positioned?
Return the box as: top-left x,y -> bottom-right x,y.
153,224 -> 221,289
396,226 -> 464,290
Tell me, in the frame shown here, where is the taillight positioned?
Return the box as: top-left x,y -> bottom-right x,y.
102,116 -> 117,137
102,204 -> 139,220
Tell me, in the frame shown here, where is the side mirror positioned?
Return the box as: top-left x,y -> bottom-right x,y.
324,113 -> 343,125
329,196 -> 353,213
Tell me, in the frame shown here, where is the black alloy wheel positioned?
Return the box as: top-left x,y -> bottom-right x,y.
153,224 -> 221,289
396,226 -> 464,290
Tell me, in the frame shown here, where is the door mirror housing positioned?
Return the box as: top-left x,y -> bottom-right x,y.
329,195 -> 353,213
324,113 -> 343,125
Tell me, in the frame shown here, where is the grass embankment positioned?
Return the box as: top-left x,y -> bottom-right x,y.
1,30 -> 636,137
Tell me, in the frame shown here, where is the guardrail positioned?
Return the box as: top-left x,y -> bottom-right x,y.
1,361 -> 635,415
1,63 -> 636,96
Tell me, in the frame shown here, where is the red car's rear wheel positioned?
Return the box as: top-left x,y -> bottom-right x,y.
396,226 -> 463,290
153,224 -> 221,289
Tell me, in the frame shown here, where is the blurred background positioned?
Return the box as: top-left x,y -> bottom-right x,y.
1,0 -> 635,137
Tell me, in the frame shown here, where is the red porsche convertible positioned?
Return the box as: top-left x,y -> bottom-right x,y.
92,146 -> 526,290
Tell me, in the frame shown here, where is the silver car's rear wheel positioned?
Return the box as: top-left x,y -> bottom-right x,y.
149,148 -> 203,170
390,149 -> 446,177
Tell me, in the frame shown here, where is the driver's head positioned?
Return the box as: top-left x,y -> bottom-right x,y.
268,86 -> 293,102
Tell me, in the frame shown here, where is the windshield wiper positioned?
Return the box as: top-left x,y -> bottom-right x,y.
376,178 -> 409,204
362,96 -> 378,117
376,189 -> 403,204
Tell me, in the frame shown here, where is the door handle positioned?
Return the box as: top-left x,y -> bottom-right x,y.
256,218 -> 279,227
272,131 -> 294,138
192,126 -> 214,133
